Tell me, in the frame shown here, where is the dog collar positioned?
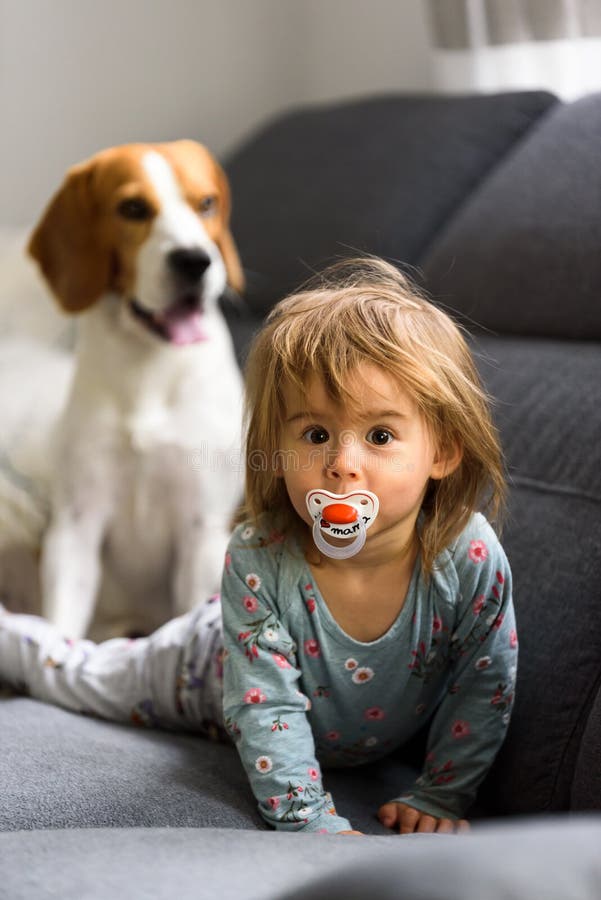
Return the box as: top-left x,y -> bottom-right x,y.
305,489 -> 379,559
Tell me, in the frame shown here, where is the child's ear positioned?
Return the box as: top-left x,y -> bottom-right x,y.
430,440 -> 463,481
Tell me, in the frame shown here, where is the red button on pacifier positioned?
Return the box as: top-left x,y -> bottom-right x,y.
322,503 -> 358,526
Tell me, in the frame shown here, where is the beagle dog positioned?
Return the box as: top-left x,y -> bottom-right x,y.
28,140 -> 244,640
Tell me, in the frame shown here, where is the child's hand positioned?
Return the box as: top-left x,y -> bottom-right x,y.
378,802 -> 470,834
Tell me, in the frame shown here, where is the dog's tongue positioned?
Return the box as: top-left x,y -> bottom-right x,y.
159,308 -> 208,345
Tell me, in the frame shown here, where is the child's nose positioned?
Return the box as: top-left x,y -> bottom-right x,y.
325,442 -> 359,481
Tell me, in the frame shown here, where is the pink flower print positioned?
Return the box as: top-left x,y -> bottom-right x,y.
364,706 -> 386,721
272,716 -> 289,732
304,638 -> 321,658
468,540 -> 488,564
244,687 -> 267,704
308,767 -> 320,781
451,720 -> 471,739
475,656 -> 492,670
268,796 -> 280,811
268,529 -> 285,544
225,552 -> 232,573
306,598 -> 316,614
238,630 -> 259,662
255,755 -> 273,773
435,760 -> 456,785
493,613 -> 505,630
473,594 -> 485,615
496,570 -> 505,585
272,653 -> 291,669
352,667 -> 374,684
510,629 -> 518,649
325,730 -> 340,741
313,685 -> 331,698
432,615 -> 443,633
305,583 -> 313,591
344,658 -> 358,671
242,595 -> 258,613
245,573 -> 261,592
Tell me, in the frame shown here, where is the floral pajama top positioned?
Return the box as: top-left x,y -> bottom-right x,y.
221,512 -> 517,833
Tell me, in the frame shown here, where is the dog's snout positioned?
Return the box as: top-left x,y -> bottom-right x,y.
168,248 -> 211,283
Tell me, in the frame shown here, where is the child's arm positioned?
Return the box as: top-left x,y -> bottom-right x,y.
382,516 -> 517,829
221,525 -> 353,833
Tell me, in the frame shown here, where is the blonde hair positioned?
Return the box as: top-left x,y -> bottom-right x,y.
242,257 -> 505,574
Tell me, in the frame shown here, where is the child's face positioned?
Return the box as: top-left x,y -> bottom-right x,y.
277,363 -> 456,554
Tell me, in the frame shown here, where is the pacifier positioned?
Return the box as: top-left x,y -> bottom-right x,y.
305,489 -> 379,560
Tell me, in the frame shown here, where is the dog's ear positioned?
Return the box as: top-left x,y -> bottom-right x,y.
28,159 -> 113,313
213,160 -> 245,296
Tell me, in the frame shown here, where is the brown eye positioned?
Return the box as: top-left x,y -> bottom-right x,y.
302,427 -> 329,445
199,196 -> 217,217
117,197 -> 153,221
367,428 -> 394,446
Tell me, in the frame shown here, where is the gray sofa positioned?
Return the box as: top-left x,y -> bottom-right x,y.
2,90 -> 601,898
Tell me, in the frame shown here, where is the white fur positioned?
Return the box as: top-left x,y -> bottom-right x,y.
135,152 -> 226,314
40,151 -> 243,640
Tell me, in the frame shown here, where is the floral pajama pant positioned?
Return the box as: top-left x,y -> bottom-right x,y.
0,597 -> 226,738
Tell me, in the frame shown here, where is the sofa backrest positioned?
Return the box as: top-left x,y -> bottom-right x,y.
225,91 -> 557,318
421,93 -> 601,340
471,333 -> 601,814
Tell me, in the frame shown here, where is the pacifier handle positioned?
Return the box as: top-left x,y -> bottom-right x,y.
312,516 -> 367,560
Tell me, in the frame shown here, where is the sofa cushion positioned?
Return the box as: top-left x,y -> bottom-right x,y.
225,91 -> 557,316
1,818 -> 600,900
472,336 -> 601,812
0,695 -> 417,834
422,93 -> 601,339
282,818 -> 601,900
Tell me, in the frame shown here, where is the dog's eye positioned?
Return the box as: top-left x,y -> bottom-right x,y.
198,196 -> 217,217
117,197 -> 153,221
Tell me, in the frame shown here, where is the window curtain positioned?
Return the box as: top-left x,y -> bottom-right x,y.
426,0 -> 601,98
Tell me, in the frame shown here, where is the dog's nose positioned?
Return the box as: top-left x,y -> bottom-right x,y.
168,248 -> 211,283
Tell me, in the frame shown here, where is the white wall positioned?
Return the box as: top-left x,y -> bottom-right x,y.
294,0 -> 434,103
0,0 -> 435,226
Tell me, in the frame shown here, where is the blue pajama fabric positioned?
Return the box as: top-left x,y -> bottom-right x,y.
222,512 -> 517,832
